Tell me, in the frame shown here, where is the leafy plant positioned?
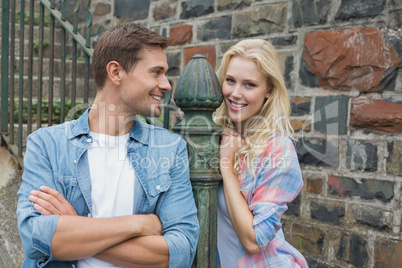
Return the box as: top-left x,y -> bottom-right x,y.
65,54 -> 86,61
33,39 -> 50,51
16,11 -> 50,27
298,236 -> 304,254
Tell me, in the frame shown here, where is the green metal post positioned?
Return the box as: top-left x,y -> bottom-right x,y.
173,54 -> 223,268
1,0 -> 10,133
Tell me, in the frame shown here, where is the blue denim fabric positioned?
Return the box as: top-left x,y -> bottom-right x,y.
17,109 -> 199,268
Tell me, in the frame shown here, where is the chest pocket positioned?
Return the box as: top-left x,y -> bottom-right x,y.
54,170 -> 78,202
145,173 -> 172,197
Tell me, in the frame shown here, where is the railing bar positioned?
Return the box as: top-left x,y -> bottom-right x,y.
71,41 -> 77,111
48,14 -> 55,126
60,1 -> 67,123
18,0 -> 25,158
40,0 -> 94,56
1,0 -> 10,133
38,3 -> 45,129
85,12 -> 92,48
9,0 -> 16,144
84,54 -> 90,108
61,0 -> 66,21
27,0 -> 35,135
73,0 -> 79,34
71,1 -> 79,111
83,11 -> 93,108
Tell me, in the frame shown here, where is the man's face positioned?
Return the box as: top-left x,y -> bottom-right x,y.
118,46 -> 171,117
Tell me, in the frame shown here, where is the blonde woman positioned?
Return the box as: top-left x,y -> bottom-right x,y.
214,39 -> 308,267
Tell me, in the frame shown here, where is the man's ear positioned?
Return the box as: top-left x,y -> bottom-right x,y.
106,61 -> 123,86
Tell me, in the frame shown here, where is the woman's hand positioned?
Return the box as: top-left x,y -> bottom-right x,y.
219,129 -> 244,175
219,130 -> 261,255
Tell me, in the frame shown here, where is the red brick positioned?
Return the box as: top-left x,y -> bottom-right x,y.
303,27 -> 402,92
184,46 -> 216,69
169,25 -> 193,46
350,97 -> 402,133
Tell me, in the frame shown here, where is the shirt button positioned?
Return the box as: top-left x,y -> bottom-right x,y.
156,185 -> 161,190
74,160 -> 77,164
72,265 -> 76,268
271,208 -> 276,213
86,139 -> 91,143
88,213 -> 92,217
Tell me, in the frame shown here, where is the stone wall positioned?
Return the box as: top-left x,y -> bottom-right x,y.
2,0 -> 400,267
87,0 -> 402,267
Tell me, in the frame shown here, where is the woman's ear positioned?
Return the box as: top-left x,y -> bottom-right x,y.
265,90 -> 272,99
106,61 -> 123,86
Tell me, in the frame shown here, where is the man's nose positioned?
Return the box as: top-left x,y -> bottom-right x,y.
159,75 -> 172,91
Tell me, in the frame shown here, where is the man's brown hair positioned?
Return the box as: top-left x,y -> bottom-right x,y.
92,23 -> 168,89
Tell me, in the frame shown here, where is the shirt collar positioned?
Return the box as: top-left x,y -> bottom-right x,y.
70,109 -> 149,145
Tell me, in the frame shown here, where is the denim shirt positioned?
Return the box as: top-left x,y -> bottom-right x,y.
17,109 -> 199,268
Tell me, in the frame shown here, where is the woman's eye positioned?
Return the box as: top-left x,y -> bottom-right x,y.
246,83 -> 256,88
226,78 -> 235,84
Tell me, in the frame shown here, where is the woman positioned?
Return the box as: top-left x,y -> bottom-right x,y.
214,39 -> 308,267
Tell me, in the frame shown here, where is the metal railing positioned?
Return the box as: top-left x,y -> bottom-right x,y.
1,0 -> 96,166
0,0 -> 170,168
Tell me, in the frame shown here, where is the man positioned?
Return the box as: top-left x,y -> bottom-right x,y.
17,23 -> 199,268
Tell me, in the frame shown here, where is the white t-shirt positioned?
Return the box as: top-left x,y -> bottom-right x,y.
78,132 -> 134,268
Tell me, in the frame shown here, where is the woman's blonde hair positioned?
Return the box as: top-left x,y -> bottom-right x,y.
213,39 -> 293,176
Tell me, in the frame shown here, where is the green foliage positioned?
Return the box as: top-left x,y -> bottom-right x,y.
298,236 -> 304,254
33,39 -> 50,51
16,11 -> 50,27
65,54 -> 86,61
12,99 -> 90,124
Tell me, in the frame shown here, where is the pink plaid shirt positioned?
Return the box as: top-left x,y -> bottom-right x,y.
218,134 -> 308,268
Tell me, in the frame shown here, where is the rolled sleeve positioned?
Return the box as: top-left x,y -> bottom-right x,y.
31,215 -> 59,261
164,230 -> 192,268
250,139 -> 303,249
157,139 -> 199,268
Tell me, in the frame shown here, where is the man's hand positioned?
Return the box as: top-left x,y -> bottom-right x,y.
29,186 -> 77,216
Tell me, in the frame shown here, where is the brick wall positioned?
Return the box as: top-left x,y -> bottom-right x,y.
88,0 -> 402,267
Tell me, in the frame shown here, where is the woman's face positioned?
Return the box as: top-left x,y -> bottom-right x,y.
222,56 -> 270,131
